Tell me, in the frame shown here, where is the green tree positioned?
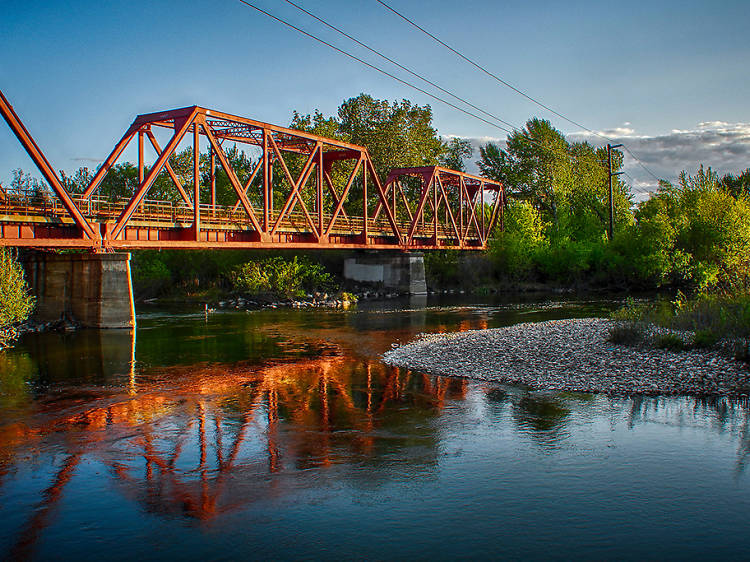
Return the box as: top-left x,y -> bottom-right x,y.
488,200 -> 548,279
0,248 -> 35,349
478,118 -> 631,240
719,168 -> 750,198
337,93 -> 445,178
632,166 -> 750,290
440,137 -> 473,172
290,93 -> 449,219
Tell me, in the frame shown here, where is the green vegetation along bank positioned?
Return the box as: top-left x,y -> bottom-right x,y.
4,92 -> 750,326
0,249 -> 35,349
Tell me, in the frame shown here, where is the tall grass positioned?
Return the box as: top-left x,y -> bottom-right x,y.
608,292 -> 750,362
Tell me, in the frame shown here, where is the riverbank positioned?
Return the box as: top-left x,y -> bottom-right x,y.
383,318 -> 750,396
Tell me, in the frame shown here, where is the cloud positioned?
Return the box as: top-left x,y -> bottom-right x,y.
71,157 -> 104,163
570,121 -> 750,193
450,121 -> 750,198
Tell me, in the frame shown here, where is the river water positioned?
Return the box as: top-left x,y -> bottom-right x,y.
0,296 -> 748,559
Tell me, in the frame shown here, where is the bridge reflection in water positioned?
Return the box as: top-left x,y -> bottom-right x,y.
2,307 -> 750,559
0,327 -> 470,557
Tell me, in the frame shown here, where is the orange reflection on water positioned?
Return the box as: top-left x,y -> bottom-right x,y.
0,351 -> 467,558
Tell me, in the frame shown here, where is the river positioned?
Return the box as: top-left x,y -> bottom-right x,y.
0,295 -> 748,559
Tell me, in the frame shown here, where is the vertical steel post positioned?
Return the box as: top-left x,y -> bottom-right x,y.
317,144 -> 323,236
459,177 -> 464,244
480,184 -> 485,240
269,149 -> 274,218
433,177 -> 438,242
138,129 -> 144,213
194,125 -> 200,241
392,178 -> 397,222
362,161 -> 368,244
263,130 -> 269,231
210,148 -> 216,215
138,130 -> 144,185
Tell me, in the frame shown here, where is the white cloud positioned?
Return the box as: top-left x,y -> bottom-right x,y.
453,121 -> 750,196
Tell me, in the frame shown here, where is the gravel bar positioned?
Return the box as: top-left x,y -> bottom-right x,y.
382,318 -> 750,396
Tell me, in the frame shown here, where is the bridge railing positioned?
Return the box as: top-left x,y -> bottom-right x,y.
0,188 -> 477,243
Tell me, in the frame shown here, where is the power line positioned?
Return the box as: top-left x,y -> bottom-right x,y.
374,0 -> 663,183
283,0 -> 518,132
235,0 -> 514,136
253,2 -> 605,166
235,1 -> 580,168
233,0 -> 656,197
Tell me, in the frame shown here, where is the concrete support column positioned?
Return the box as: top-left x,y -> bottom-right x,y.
24,252 -> 136,328
343,251 -> 427,295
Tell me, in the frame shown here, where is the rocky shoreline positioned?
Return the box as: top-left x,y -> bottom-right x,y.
382,318 -> 750,397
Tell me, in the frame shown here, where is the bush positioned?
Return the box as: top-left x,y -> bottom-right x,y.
232,256 -> 334,298
607,298 -> 647,345
693,329 -> 718,349
655,333 -> 688,351
488,201 -> 548,281
609,291 -> 750,358
0,249 -> 35,349
607,322 -> 645,345
131,251 -> 172,297
424,250 -> 461,288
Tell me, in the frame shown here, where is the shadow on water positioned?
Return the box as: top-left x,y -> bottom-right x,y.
1,295 -> 749,559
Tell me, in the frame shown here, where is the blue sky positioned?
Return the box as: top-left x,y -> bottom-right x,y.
2,0 -> 749,194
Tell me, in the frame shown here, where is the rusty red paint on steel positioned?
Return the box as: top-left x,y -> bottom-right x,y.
0,91 -> 504,251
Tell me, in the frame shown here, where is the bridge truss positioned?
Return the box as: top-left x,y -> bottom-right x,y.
0,90 -> 504,251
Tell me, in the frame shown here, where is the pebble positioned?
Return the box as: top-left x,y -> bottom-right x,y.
382,318 -> 750,397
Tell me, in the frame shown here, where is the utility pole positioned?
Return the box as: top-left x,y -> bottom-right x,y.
607,143 -> 624,240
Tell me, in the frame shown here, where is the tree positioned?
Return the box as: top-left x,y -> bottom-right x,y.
488,200 -> 548,279
337,93 -> 445,178
290,93 -> 449,219
10,169 -> 50,203
478,118 -> 632,240
719,168 -> 750,199
632,166 -> 750,290
440,137 -> 473,172
0,248 -> 35,349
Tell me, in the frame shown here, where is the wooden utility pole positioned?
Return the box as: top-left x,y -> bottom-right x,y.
607,143 -> 623,240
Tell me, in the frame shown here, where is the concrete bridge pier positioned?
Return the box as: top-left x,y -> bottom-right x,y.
343,251 -> 427,295
23,252 -> 136,329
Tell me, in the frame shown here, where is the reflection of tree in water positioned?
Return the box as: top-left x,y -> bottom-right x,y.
482,385 -> 577,447
511,394 -> 571,446
624,394 -> 750,477
0,353 -> 467,557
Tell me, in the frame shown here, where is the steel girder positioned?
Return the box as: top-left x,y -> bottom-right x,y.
0,91 -> 504,251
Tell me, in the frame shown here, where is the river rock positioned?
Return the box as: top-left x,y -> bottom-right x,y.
382,318 -> 750,397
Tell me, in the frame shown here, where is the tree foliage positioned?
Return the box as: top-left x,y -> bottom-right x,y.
0,249 -> 35,349
719,168 -> 750,199
232,256 -> 333,299
478,118 -> 631,240
630,166 -> 750,290
440,137 -> 473,172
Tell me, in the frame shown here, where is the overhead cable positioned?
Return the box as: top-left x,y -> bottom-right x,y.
374,0 -> 662,183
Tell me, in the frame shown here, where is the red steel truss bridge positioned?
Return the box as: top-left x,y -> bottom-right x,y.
0,89 -> 504,252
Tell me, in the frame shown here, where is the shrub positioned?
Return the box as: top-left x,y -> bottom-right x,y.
424,250 -> 461,287
0,249 -> 35,349
131,251 -> 172,297
655,333 -> 689,351
607,298 -> 648,345
232,256 -> 334,298
487,201 -> 547,281
607,322 -> 645,345
693,329 -> 718,349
